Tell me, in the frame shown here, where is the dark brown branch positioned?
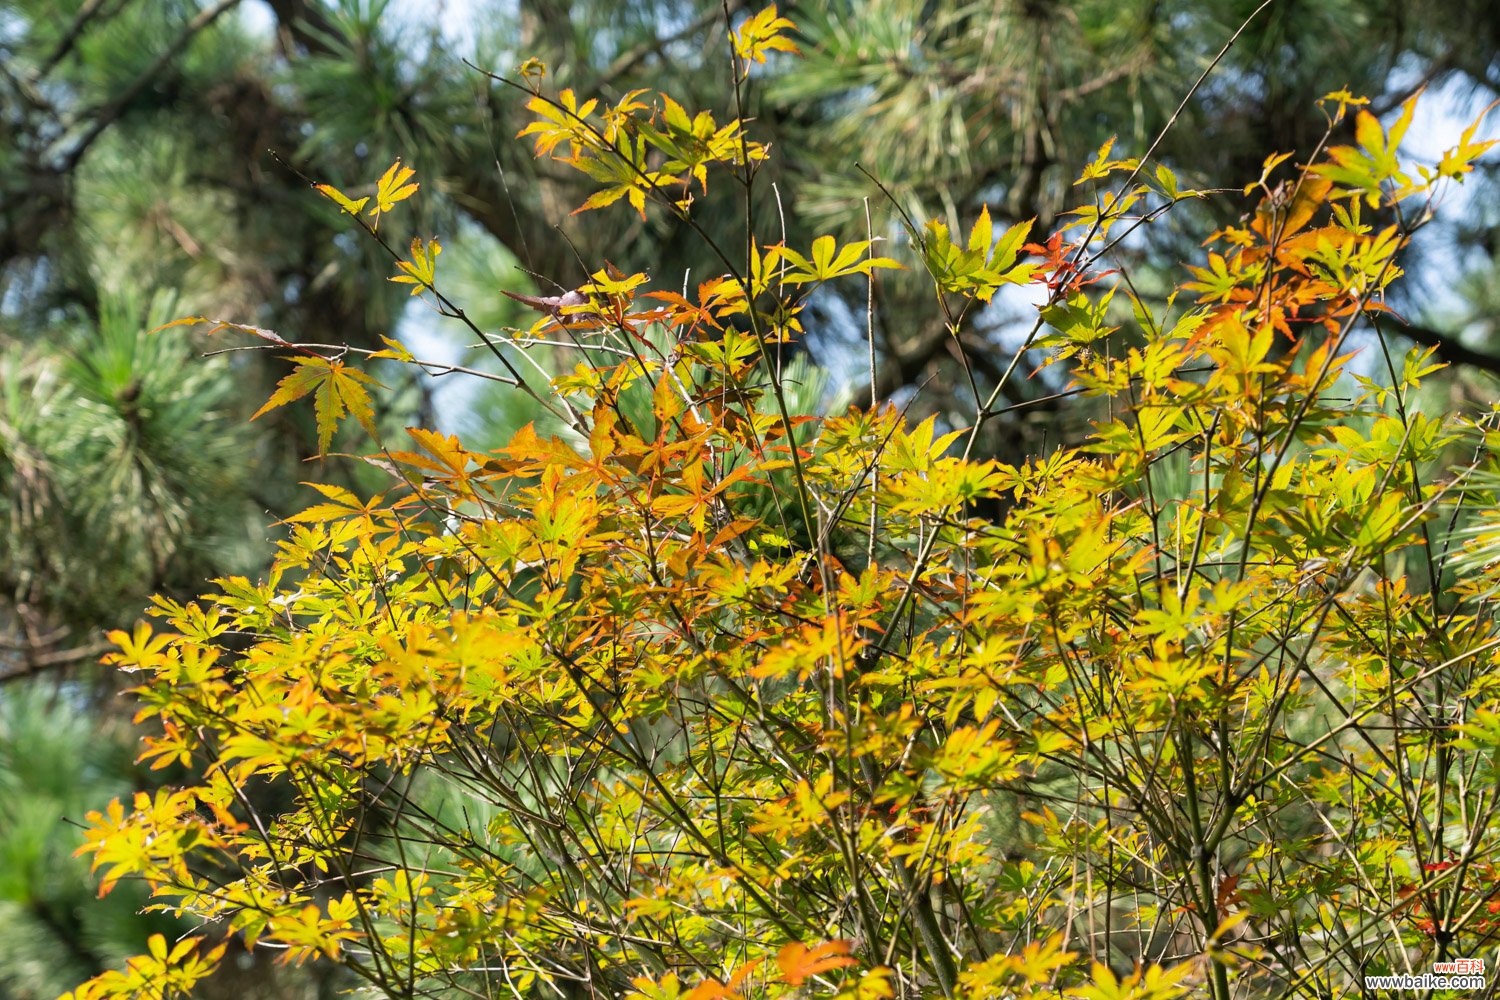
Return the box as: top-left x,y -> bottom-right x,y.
1394,319 -> 1500,379
0,640 -> 112,685
598,0 -> 750,89
1053,54 -> 1149,104
1369,55 -> 1456,118
264,0 -> 345,57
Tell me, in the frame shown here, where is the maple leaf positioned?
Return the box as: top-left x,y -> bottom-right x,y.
776,940 -> 857,985
390,236 -> 442,295
1436,98 -> 1500,180
252,356 -> 382,453
367,158 -> 419,229
283,482 -> 387,525
313,182 -> 370,218
102,622 -> 172,672
732,6 -> 800,65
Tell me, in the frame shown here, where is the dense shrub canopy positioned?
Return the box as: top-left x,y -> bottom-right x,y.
63,12 -> 1500,1000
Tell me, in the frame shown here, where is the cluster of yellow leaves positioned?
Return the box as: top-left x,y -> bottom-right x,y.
731,5 -> 800,66
519,87 -> 767,217
60,936 -> 225,1000
922,205 -> 1038,302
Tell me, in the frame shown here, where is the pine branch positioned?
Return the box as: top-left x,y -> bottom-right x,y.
57,0 -> 245,173
29,0 -> 127,85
